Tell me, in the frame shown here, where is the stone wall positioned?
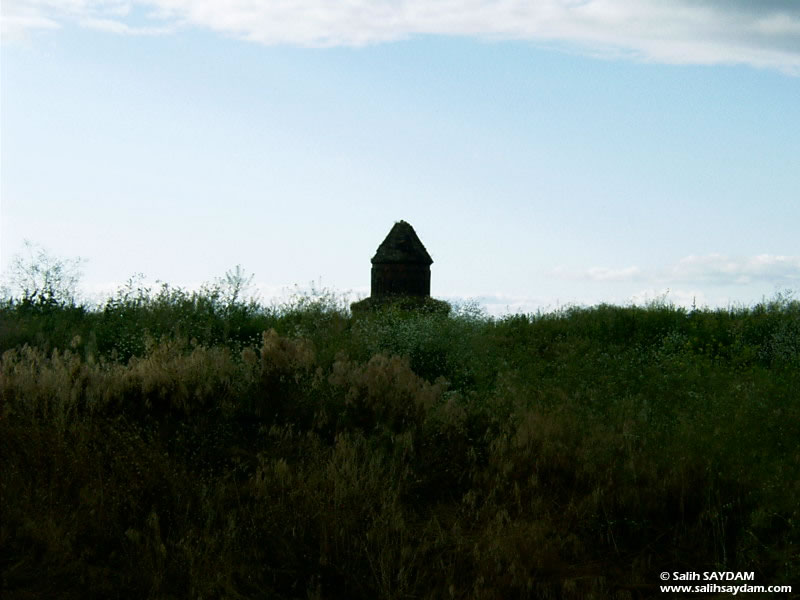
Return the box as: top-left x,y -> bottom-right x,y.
371,263 -> 431,298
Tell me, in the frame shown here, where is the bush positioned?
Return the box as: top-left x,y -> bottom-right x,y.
1,287 -> 798,598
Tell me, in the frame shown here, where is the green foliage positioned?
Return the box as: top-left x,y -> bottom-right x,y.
1,285 -> 799,598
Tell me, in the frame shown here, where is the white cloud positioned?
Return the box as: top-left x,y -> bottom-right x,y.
669,254 -> 800,285
629,288 -> 705,309
3,0 -> 799,74
79,16 -> 174,35
552,254 -> 800,287
586,266 -> 642,282
1,0 -> 61,39
442,291 -> 550,316
551,264 -> 644,282
1,14 -> 58,40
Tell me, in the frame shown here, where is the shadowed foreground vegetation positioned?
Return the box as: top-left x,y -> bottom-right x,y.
1,284 -> 798,599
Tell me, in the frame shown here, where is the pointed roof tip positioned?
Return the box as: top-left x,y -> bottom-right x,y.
371,220 -> 433,265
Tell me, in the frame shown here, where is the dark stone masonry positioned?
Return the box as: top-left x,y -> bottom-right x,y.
351,220 -> 450,314
371,220 -> 433,298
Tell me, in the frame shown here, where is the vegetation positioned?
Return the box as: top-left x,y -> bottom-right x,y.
1,265 -> 798,598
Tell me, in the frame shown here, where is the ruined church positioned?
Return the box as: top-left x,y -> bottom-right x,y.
351,220 -> 449,313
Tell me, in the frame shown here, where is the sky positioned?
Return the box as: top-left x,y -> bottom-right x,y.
2,1 -> 799,315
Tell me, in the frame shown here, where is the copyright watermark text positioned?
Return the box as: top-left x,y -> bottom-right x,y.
658,571 -> 791,595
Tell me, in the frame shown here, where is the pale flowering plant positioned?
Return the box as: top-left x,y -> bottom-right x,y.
2,240 -> 85,307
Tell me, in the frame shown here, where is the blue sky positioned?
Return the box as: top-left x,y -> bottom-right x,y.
2,1 -> 799,314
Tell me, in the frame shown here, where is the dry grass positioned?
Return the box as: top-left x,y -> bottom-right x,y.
1,292 -> 798,598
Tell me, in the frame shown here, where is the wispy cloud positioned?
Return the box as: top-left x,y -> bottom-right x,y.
443,292 -> 553,316
586,266 -> 643,282
555,253 -> 800,287
552,264 -> 644,282
3,0 -> 799,73
669,253 -> 800,285
78,16 -> 174,35
1,1 -> 60,40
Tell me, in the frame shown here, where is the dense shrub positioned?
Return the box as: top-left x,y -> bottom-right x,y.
1,289 -> 798,598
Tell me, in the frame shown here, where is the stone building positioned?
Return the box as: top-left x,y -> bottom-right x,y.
351,220 -> 449,314
370,220 -> 433,298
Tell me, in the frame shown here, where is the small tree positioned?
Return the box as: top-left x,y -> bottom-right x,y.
200,264 -> 257,311
2,240 -> 85,306
219,264 -> 255,307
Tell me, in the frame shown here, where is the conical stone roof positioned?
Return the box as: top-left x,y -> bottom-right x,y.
371,220 -> 433,265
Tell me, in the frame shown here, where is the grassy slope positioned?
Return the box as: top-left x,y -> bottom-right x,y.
1,289 -> 798,599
